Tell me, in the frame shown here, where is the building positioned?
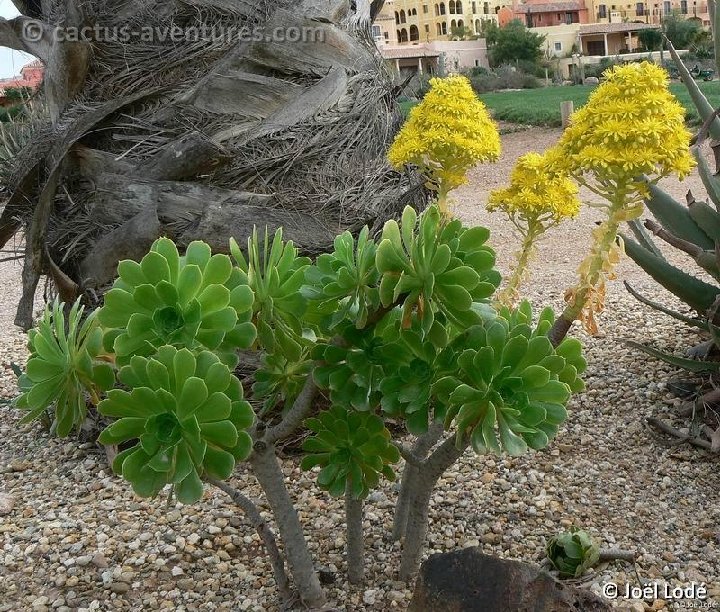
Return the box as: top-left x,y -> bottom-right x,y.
0,60 -> 44,108
498,0 -> 590,27
373,0 -> 505,45
373,0 -> 495,72
585,0 -> 709,25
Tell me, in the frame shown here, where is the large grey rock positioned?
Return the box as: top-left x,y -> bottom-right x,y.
408,548 -> 611,612
584,76 -> 600,85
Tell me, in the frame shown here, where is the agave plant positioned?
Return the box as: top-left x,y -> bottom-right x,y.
14,299 -> 115,437
301,406 -> 400,499
433,302 -> 585,455
99,238 -> 256,368
376,205 -> 501,333
546,528 -> 600,578
98,347 -> 254,504
230,228 -> 310,362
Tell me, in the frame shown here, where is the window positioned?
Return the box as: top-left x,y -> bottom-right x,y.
440,2 -> 446,15
384,32 -> 389,39
457,0 -> 464,11
472,1 -> 477,12
663,0 -> 671,13
451,18 -> 457,28
449,0 -> 456,12
598,4 -> 607,17
410,25 -> 420,40
636,2 -> 644,14
681,0 -> 687,11
372,25 -> 382,39
554,41 -> 562,51
557,12 -> 561,17
484,1 -> 489,13
565,11 -> 574,23
437,23 -> 442,34
537,14 -> 542,21
400,9 -> 406,22
441,21 -> 448,34
424,4 -> 429,13
395,11 -> 400,24
398,28 -> 408,42
475,18 -> 481,32
435,4 -> 439,15
587,40 -> 605,54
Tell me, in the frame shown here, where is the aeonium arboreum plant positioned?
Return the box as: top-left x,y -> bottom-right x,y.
549,61 -> 695,343
14,298 -> 115,436
433,300 -> 586,455
98,346 -> 254,504
388,74 -> 501,215
487,148 -> 580,307
230,227 -> 310,362
99,238 -> 256,368
301,405 -> 400,499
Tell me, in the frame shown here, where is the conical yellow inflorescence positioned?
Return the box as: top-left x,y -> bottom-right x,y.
388,75 -> 501,212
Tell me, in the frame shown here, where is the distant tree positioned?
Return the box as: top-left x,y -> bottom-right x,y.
481,20 -> 500,47
663,14 -> 701,49
450,25 -> 476,40
638,28 -> 662,51
488,19 -> 545,68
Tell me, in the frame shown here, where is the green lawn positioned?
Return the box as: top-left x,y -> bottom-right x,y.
400,81 -> 720,127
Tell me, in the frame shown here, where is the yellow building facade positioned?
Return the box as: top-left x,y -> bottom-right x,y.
373,0 -> 505,44
583,0 -> 709,25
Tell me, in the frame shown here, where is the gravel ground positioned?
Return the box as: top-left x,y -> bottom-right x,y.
1,127 -> 720,612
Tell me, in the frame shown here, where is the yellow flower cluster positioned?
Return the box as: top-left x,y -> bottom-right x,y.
487,149 -> 580,224
388,75 -> 501,195
557,61 -> 695,185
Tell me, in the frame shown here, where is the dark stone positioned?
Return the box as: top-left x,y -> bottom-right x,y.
408,548 -> 611,612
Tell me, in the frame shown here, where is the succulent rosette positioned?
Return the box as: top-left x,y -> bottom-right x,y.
99,238 -> 256,368
98,347 -> 254,503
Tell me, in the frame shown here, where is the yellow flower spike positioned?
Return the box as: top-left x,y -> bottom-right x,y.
388,75 -> 501,215
549,62 -> 696,345
488,148 -> 580,307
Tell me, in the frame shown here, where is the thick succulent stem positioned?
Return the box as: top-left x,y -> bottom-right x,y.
345,483 -> 365,585
249,442 -> 326,607
398,434 -> 469,581
392,421 -> 444,541
206,477 -> 294,603
549,192 -> 627,346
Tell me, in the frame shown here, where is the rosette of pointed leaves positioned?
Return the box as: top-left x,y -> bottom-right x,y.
230,228 -> 310,361
99,239 -> 256,368
305,227 -> 380,330
377,326 -> 450,434
14,299 -> 115,437
312,324 -> 408,411
98,347 -> 254,504
433,302 -> 586,456
376,205 -> 501,333
253,352 -> 314,415
301,406 -> 400,499
546,528 -> 600,578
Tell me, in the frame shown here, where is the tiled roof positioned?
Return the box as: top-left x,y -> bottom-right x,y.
514,2 -> 583,13
579,22 -> 659,34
